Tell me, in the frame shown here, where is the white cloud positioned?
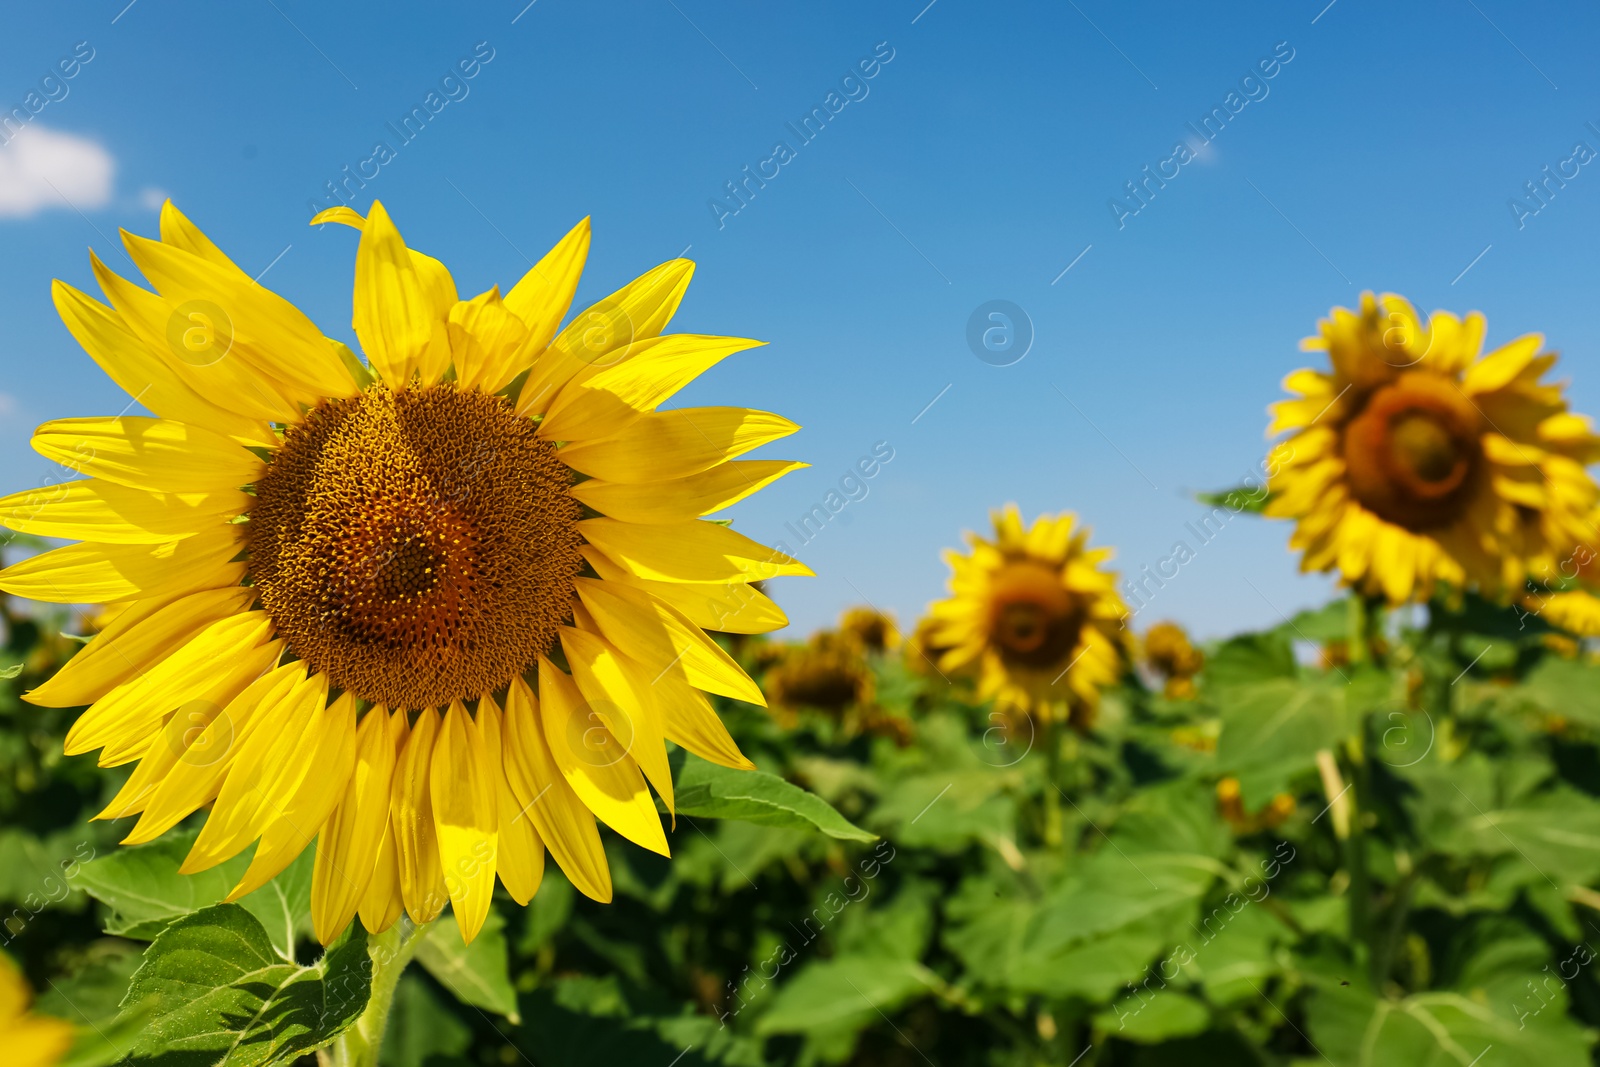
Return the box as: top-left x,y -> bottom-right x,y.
0,125 -> 114,219
138,186 -> 168,211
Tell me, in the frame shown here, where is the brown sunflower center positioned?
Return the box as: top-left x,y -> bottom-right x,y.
1342,372 -> 1482,531
249,381 -> 584,710
987,561 -> 1085,669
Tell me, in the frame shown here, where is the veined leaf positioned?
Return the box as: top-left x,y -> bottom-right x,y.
415,911 -> 519,1021
669,752 -> 875,842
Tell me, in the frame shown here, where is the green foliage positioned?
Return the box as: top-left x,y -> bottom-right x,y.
12,583 -> 1600,1065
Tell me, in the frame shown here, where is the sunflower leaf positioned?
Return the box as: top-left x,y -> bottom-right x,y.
75,828 -> 314,955
117,903 -> 369,1066
668,752 -> 877,842
415,910 -> 519,1021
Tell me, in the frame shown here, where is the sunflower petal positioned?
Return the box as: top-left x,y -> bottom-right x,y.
502,677 -> 612,902
354,201 -> 449,389
478,695 -> 544,905
312,708 -> 403,944
0,525 -> 243,605
574,578 -> 766,706
542,335 -> 764,440
0,479 -> 249,545
578,546 -> 789,634
558,408 -> 798,484
359,820 -> 405,935
579,517 -> 811,584
227,691 -> 359,900
560,626 -> 674,816
431,701 -> 499,944
503,217 -> 590,358
392,707 -> 448,923
32,416 -> 263,494
536,658 -> 668,857
571,460 -> 806,524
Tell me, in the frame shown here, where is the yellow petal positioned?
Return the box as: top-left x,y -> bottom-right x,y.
159,201 -> 242,271
542,335 -> 765,441
578,546 -> 789,634
518,258 -> 691,415
536,658 -> 669,857
503,217 -> 590,358
430,701 -> 499,944
652,668 -> 753,770
51,280 -> 275,447
558,407 -> 798,483
451,288 -> 530,392
90,252 -> 303,425
392,707 -> 448,922
28,586 -> 255,709
94,649 -> 281,819
354,201 -> 449,389
478,695 -> 544,905
181,669 -> 328,873
0,478 -> 248,545
32,416 -> 263,493
580,517 -> 811,584
571,460 -> 806,524
121,230 -> 358,403
227,691 -> 358,900
560,626 -> 674,816
0,524 -> 243,605
312,708 -> 403,944
574,578 -> 766,706
359,819 -> 405,935
502,677 -> 612,902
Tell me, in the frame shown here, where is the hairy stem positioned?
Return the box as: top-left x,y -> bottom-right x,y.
327,918 -> 428,1067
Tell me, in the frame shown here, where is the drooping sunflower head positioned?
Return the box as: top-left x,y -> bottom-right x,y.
837,606 -> 901,654
0,200 -> 810,944
925,506 -> 1127,721
1266,291 -> 1600,605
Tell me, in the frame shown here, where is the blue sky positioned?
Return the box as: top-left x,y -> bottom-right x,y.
2,0 -> 1598,640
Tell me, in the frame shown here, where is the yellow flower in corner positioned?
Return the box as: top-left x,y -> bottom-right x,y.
0,956 -> 72,1067
1267,292 -> 1600,606
0,201 -> 810,944
924,506 -> 1126,722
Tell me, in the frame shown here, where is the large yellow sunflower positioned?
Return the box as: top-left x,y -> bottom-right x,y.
1267,292 -> 1600,606
924,506 -> 1126,721
0,201 -> 809,944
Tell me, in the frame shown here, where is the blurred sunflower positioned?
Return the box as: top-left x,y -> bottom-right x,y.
0,957 -> 71,1067
924,506 -> 1126,722
765,632 -> 875,720
837,606 -> 900,654
1141,620 -> 1202,700
1267,292 -> 1600,607
1216,777 -> 1295,834
0,201 -> 808,944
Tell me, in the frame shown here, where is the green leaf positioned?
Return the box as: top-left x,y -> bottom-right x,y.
1306,983 -> 1590,1066
1204,632 -> 1296,692
1195,486 -> 1269,514
1213,678 -> 1342,806
670,752 -> 876,842
75,829 -> 313,953
0,663 -> 22,679
415,910 -> 519,1021
1519,656 -> 1600,727
119,903 -> 370,1066
753,955 -> 937,1036
1095,991 -> 1211,1043
59,1003 -> 157,1067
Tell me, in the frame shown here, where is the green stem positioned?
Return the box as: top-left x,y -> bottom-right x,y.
1041,715 -> 1063,847
327,918 -> 428,1067
1347,594 -> 1369,665
1343,734 -> 1373,975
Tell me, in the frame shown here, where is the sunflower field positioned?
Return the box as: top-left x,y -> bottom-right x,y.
5,241 -> 1600,1067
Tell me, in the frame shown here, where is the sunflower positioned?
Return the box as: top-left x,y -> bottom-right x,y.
1266,292 -> 1600,606
0,957 -> 71,1067
1141,620 -> 1202,700
924,506 -> 1126,721
0,201 -> 809,944
765,632 -> 875,720
837,606 -> 900,654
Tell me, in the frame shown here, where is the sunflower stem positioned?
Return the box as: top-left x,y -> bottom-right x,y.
327,918 -> 428,1067
1041,714 -> 1064,847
